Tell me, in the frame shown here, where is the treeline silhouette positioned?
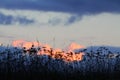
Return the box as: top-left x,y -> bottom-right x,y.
0,45 -> 120,80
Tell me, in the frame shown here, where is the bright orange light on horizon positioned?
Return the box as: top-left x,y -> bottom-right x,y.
12,40 -> 26,47
12,40 -> 85,62
12,40 -> 41,49
66,42 -> 85,52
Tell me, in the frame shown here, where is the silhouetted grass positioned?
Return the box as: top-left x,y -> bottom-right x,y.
0,46 -> 120,80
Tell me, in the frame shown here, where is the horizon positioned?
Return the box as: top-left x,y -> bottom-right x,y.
0,0 -> 120,48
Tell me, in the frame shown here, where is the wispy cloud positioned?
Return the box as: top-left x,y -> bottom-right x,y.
0,13 -> 34,25
0,9 -> 79,25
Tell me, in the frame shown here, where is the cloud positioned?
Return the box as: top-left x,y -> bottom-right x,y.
0,0 -> 120,15
0,9 -> 79,25
0,12 -> 120,48
0,13 -> 34,25
0,0 -> 120,25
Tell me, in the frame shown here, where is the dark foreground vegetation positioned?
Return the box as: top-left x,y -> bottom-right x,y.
0,46 -> 120,80
0,71 -> 120,80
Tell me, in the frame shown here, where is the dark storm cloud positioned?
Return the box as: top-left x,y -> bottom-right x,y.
0,0 -> 120,15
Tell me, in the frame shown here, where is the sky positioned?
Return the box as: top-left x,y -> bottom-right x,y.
0,0 -> 120,48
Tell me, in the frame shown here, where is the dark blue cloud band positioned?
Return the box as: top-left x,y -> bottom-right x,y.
0,0 -> 120,15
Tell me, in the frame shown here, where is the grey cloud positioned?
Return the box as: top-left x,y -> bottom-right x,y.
65,15 -> 81,25
0,0 -> 120,15
0,0 -> 120,25
0,13 -> 34,25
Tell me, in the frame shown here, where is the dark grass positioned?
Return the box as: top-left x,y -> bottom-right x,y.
0,46 -> 120,80
0,71 -> 120,80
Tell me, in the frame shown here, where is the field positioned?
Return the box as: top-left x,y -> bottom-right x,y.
0,45 -> 120,80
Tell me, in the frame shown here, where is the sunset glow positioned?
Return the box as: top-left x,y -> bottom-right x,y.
0,0 -> 120,79
12,40 -> 85,62
66,42 -> 85,52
